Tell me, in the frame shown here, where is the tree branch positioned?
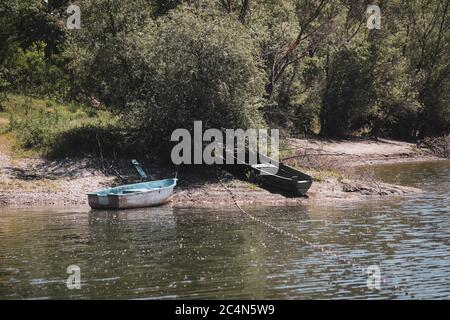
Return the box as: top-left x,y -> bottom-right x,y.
239,0 -> 249,23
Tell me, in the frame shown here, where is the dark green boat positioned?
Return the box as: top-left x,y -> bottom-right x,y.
250,155 -> 313,196
221,149 -> 313,196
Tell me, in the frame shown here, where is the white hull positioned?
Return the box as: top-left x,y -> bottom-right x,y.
87,179 -> 177,210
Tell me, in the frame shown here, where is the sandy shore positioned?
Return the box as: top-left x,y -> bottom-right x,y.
1,135 -> 445,208
286,137 -> 443,166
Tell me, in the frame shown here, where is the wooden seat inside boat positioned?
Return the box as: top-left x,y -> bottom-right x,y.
122,188 -> 151,194
251,163 -> 278,169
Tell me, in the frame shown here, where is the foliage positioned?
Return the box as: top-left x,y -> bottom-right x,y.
0,0 -> 448,157
135,6 -> 266,132
320,47 -> 376,137
0,0 -> 70,97
68,4 -> 267,149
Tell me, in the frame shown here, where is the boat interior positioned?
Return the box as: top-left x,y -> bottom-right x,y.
88,179 -> 177,196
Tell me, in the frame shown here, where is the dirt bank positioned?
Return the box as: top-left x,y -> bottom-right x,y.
1,135 -> 441,208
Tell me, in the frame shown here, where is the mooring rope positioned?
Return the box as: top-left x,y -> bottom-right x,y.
215,166 -> 414,297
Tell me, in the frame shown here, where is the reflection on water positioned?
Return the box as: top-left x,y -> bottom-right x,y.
0,161 -> 449,299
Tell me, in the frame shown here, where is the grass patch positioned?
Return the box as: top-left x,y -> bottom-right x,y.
1,94 -> 127,158
286,159 -> 346,182
308,168 -> 345,182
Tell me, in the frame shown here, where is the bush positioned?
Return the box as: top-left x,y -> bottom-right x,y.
320,48 -> 376,137
418,76 -> 450,138
2,42 -> 70,98
0,1 -> 69,98
130,6 -> 266,142
68,5 -> 267,151
64,0 -> 158,105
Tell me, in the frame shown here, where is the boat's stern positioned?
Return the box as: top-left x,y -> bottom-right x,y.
295,179 -> 313,195
87,193 -> 119,209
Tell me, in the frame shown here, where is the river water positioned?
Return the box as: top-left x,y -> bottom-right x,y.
0,161 -> 449,299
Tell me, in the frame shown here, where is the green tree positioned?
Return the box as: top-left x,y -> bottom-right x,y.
404,0 -> 450,137
128,5 -> 266,140
65,0 -> 155,103
320,47 -> 376,137
0,0 -> 69,96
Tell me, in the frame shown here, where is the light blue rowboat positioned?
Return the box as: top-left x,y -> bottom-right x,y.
87,178 -> 177,209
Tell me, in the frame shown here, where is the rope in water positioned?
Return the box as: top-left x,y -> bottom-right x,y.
215,166 -> 414,297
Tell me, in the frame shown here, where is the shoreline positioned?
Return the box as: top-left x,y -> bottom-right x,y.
1,137 -> 446,209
